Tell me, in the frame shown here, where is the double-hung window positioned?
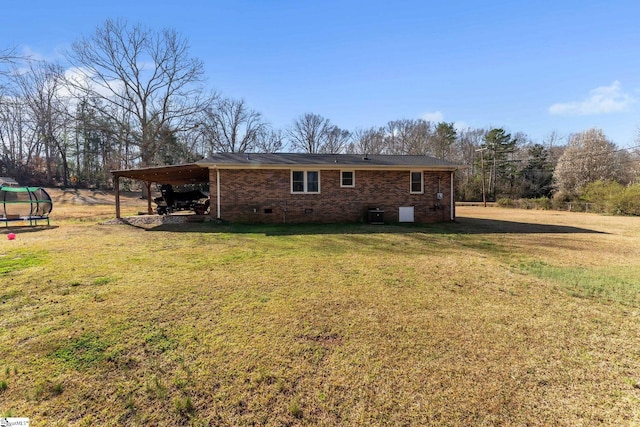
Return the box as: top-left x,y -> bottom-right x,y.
291,170 -> 320,193
410,171 -> 423,194
341,170 -> 355,187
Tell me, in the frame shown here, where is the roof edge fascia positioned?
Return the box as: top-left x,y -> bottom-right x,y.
111,162 -> 205,175
199,163 -> 461,171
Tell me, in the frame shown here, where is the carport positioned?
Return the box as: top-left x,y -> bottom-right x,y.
111,163 -> 210,218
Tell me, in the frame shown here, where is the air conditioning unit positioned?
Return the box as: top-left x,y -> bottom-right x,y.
367,208 -> 384,224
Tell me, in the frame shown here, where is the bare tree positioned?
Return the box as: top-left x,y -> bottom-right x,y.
202,98 -> 266,153
321,126 -> 350,154
384,119 -> 434,155
0,46 -> 19,84
348,127 -> 386,154
73,96 -> 137,185
455,127 -> 485,172
254,128 -> 284,153
542,131 -> 566,166
628,145 -> 640,184
0,47 -> 24,174
13,61 -> 71,185
65,18 -> 214,166
287,113 -> 332,153
0,95 -> 30,176
452,127 -> 485,200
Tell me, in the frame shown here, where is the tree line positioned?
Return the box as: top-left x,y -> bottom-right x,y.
1,19 -> 639,205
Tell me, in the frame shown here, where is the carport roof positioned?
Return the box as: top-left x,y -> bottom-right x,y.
111,163 -> 209,185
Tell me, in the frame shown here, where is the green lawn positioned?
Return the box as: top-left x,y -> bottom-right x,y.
2,204 -> 640,425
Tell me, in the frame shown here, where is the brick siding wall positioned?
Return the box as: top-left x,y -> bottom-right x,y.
209,168 -> 454,224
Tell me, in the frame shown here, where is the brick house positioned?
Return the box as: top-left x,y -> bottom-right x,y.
199,153 -> 459,224
112,153 -> 461,224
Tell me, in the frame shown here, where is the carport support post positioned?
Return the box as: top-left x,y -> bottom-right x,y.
145,181 -> 153,214
114,175 -> 121,219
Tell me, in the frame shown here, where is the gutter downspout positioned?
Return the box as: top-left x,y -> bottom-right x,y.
216,168 -> 221,220
450,170 -> 455,221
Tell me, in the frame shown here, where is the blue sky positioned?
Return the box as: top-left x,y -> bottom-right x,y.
2,0 -> 640,147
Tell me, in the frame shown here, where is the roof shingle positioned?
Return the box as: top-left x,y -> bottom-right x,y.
198,153 -> 460,169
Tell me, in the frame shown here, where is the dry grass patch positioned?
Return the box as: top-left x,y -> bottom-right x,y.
1,200 -> 640,425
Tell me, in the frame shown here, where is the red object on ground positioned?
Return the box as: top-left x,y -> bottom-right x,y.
7,233 -> 16,240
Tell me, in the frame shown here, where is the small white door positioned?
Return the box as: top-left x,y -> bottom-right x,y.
399,206 -> 414,222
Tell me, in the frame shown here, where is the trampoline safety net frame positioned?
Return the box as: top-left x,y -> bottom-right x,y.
0,186 -> 53,219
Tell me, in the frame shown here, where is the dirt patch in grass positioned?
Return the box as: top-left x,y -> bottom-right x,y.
1,205 -> 640,425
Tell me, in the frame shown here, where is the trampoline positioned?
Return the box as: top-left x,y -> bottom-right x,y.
0,186 -> 52,226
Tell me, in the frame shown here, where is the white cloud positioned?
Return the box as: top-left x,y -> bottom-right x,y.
56,67 -> 93,100
453,121 -> 469,131
549,81 -> 635,115
21,46 -> 47,62
20,45 -> 67,63
64,66 -> 93,85
62,66 -> 124,99
421,111 -> 444,122
420,111 -> 469,130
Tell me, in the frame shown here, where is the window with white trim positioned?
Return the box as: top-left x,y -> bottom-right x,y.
410,171 -> 423,194
291,170 -> 320,193
341,170 -> 355,187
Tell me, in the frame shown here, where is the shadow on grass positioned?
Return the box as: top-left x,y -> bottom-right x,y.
454,217 -> 607,235
137,216 -> 606,236
1,225 -> 59,234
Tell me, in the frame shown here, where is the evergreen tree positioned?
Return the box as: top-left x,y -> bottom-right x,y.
520,144 -> 553,198
483,128 -> 517,199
